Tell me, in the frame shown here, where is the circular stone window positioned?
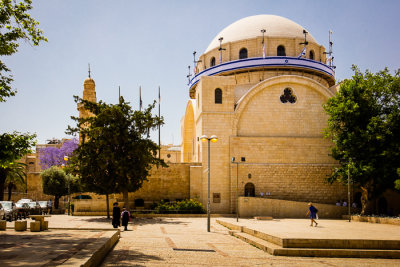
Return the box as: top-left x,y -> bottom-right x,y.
167,154 -> 171,158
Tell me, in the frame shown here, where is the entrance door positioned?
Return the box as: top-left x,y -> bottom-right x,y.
244,183 -> 255,197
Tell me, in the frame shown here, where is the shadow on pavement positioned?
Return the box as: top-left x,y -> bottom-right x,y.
102,248 -> 163,266
0,231 -> 106,266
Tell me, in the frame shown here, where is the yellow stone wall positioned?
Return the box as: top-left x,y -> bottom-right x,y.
238,197 -> 356,218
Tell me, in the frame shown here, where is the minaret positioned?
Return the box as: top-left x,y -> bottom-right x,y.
77,67 -> 97,143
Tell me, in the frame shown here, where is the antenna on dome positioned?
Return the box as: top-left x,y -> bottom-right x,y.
323,30 -> 336,69
299,29 -> 308,46
261,29 -> 266,58
187,65 -> 192,85
88,63 -> 91,78
218,37 -> 226,64
193,51 -> 202,75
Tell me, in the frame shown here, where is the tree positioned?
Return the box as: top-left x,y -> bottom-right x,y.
324,66 -> 400,215
5,162 -> 26,200
0,0 -> 47,102
41,166 -> 80,209
67,96 -> 167,216
0,131 -> 36,200
39,138 -> 78,170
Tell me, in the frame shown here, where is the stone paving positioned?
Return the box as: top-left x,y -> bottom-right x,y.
1,215 -> 400,266
0,228 -> 107,266
101,217 -> 400,266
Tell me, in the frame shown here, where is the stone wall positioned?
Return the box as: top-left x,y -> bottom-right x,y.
229,164 -> 347,212
238,197 -> 355,218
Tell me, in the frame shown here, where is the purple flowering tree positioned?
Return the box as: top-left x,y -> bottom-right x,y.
39,138 -> 78,170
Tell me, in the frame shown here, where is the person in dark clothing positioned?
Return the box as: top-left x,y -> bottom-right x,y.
121,207 -> 131,231
306,202 -> 318,227
112,202 -> 121,228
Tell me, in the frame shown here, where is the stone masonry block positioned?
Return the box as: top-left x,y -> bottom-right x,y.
15,220 -> 27,231
30,221 -> 41,232
0,220 -> 6,230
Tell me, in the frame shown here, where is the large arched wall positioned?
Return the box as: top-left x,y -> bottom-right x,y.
233,76 -> 334,137
181,101 -> 195,162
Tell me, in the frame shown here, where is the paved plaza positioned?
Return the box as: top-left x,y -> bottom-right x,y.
1,215 -> 400,266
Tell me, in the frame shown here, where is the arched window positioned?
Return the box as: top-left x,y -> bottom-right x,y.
210,57 -> 216,67
244,183 -> 255,197
277,45 -> 286,56
215,88 -> 222,104
309,50 -> 315,60
239,48 -> 248,59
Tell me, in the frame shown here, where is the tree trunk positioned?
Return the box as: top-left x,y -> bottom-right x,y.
7,183 -> 14,201
123,189 -> 129,209
0,169 -> 6,201
360,180 -> 374,215
106,193 -> 110,219
54,196 -> 60,209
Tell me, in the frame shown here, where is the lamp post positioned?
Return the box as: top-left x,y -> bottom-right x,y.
63,156 -> 70,216
232,157 -> 245,222
347,159 -> 352,222
200,134 -> 218,232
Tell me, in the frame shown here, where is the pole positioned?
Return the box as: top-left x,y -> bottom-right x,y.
348,161 -> 351,222
236,162 -> 239,222
207,139 -> 211,232
68,178 -> 71,216
158,86 -> 161,159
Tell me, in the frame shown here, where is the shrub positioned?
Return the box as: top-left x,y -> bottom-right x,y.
153,199 -> 205,214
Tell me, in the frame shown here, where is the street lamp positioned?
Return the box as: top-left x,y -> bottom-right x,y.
347,158 -> 352,222
200,134 -> 218,232
232,157 -> 245,222
63,156 -> 71,216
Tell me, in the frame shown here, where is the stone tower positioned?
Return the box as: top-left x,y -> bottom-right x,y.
77,77 -> 97,143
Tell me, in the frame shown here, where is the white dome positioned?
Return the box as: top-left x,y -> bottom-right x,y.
205,15 -> 317,53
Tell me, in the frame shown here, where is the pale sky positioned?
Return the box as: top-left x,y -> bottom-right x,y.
1,0 -> 399,145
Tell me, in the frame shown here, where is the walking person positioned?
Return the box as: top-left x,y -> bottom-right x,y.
121,207 -> 131,231
112,202 -> 121,229
48,199 -> 52,214
306,202 -> 318,227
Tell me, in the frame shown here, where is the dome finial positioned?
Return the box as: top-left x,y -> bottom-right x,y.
88,63 -> 91,78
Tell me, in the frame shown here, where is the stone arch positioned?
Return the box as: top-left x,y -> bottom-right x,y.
181,100 -> 196,162
233,75 -> 335,136
244,183 -> 255,197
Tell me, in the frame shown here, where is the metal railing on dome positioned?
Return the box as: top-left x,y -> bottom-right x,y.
189,56 -> 335,89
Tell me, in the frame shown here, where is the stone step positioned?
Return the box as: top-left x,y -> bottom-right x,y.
218,220 -> 400,250
230,231 -> 400,259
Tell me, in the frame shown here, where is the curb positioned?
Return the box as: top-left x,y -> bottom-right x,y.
62,230 -> 120,266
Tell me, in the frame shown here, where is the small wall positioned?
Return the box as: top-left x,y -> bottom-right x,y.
238,197 -> 356,219
74,199 -> 117,212
351,216 -> 400,226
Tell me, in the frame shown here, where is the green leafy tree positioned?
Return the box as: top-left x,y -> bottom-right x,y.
0,131 -> 36,200
5,162 -> 26,200
324,66 -> 400,215
67,96 -> 167,216
0,0 -> 47,102
41,166 -> 81,209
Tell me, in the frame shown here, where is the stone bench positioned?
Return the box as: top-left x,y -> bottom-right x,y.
29,215 -> 50,231
15,220 -> 27,231
30,221 -> 41,232
0,220 -> 6,230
